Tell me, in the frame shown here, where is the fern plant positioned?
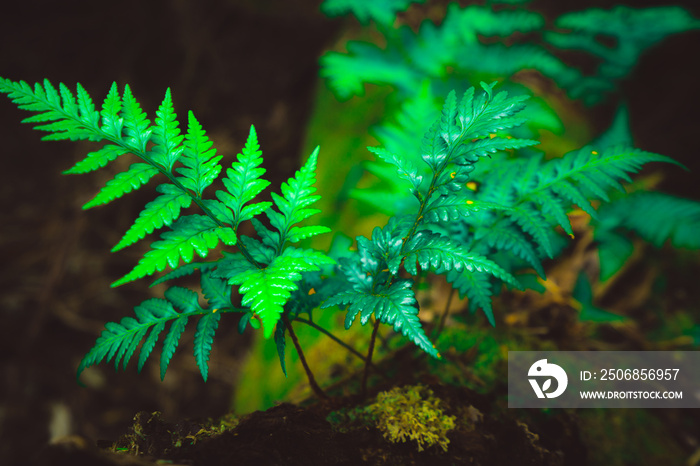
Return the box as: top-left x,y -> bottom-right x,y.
321,1 -> 698,105
314,0 -> 700,340
0,77 -> 334,385
0,72 -> 689,400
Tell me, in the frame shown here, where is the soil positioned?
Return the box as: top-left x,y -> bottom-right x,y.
1,1 -> 699,465
35,387 -> 581,466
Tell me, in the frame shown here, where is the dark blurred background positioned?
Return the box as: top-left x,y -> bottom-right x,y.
0,0 -> 698,464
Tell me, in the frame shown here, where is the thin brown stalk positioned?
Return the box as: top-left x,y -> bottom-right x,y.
361,318 -> 381,399
433,287 -> 455,338
282,315 -> 328,400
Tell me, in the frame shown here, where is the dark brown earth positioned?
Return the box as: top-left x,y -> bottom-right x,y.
1,1 -> 699,465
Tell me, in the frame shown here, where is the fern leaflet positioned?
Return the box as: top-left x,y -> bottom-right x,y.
112,215 -> 237,286
216,125 -> 271,229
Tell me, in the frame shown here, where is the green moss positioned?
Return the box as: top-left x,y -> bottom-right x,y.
366,384 -> 456,452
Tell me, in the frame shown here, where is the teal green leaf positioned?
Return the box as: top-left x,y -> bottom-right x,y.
515,146 -> 681,238
165,286 -> 203,313
76,297 -> 181,380
202,199 -> 235,225
399,230 -> 521,289
452,136 -> 538,167
323,279 -> 439,358
320,43 -> 419,100
161,316 -> 188,380
286,225 -> 332,244
507,206 -> 553,258
596,229 -> 634,282
211,252 -> 254,282
423,196 -> 513,223
446,270 -> 496,325
75,82 -> 100,128
201,272 -> 233,311
573,274 -> 627,323
274,320 -> 287,377
194,311 -> 221,382
238,235 -> 276,264
134,299 -> 179,372
597,191 -> 700,250
484,223 -> 545,278
137,321 -> 166,374
251,218 -> 280,249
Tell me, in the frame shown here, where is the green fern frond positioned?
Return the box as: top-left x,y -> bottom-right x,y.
238,234 -> 276,264
595,192 -> 700,276
506,206 -> 554,257
482,222 -> 545,278
112,184 -> 192,251
367,146 -> 424,193
216,125 -> 271,229
321,0 -> 425,25
1,76 -> 341,383
320,42 -> 419,100
228,247 -> 333,338
99,82 -> 123,138
63,145 -> 128,175
0,78 -> 101,141
194,311 -> 221,382
83,163 -> 159,209
113,215 -> 237,287
545,6 -> 699,102
323,279 -> 439,358
423,196 -> 513,223
72,284 -> 226,382
160,315 -> 188,380
150,261 -> 217,287
398,230 -> 520,288
445,270 -> 496,325
515,146 -> 679,237
150,88 -> 184,171
120,84 -> 152,152
274,320 -> 287,377
227,255 -> 302,339
165,286 -> 204,313
266,146 -> 331,249
77,297 -> 188,381
420,85 -> 531,173
200,272 -> 234,311
176,111 -> 223,197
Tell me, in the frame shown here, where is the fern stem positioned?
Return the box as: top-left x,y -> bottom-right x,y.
294,317 -> 374,367
361,317 -> 381,399
282,315 -> 328,400
433,287 -> 455,339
